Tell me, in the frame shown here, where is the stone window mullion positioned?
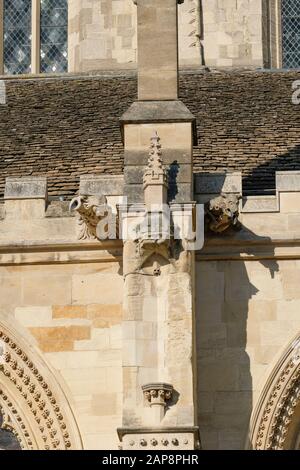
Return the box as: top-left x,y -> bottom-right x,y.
31,0 -> 41,74
274,0 -> 283,68
263,0 -> 283,69
0,0 -> 3,75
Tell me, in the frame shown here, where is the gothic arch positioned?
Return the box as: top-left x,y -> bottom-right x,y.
0,317 -> 83,450
249,333 -> 300,450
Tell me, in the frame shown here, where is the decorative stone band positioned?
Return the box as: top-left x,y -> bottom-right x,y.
117,426 -> 200,450
133,0 -> 184,4
142,383 -> 173,407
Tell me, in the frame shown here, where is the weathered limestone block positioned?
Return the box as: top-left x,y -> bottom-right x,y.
68,0 -> 137,72
4,177 -> 47,219
5,177 -> 47,200
201,0 -> 263,67
135,0 -> 181,100
79,175 -> 124,197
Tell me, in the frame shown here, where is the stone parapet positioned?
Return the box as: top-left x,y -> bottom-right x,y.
4,177 -> 48,220
2,171 -> 300,245
1,71 -> 299,202
195,171 -> 300,215
194,172 -> 242,204
276,171 -> 300,192
79,175 -> 124,197
4,177 -> 47,200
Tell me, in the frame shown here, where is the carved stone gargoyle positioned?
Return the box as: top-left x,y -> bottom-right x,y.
205,194 -> 242,234
69,195 -> 114,240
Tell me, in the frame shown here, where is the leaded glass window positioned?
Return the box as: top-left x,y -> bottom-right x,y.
40,0 -> 68,73
282,0 -> 300,68
3,0 -> 32,75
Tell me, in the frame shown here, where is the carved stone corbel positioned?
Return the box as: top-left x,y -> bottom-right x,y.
142,383 -> 173,407
142,383 -> 174,425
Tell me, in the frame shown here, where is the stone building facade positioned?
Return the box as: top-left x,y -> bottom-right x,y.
1,1 -> 300,75
67,0 -> 300,71
1,0 -> 300,451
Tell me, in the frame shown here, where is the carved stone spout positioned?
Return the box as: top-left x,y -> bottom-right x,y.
69,195 -> 109,240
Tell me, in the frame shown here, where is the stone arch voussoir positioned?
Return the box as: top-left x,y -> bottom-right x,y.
249,333 -> 300,450
0,318 -> 83,450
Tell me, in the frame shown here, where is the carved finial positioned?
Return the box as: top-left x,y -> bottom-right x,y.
143,132 -> 168,190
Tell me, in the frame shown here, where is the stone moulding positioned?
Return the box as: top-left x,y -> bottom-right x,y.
0,317 -> 83,450
132,1 -> 184,5
117,426 -> 201,450
249,333 -> 300,450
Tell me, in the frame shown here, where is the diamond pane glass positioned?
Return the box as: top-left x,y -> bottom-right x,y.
282,0 -> 300,68
40,0 -> 68,73
3,0 -> 32,75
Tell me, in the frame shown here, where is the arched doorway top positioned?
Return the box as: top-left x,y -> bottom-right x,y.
250,333 -> 300,450
0,316 -> 83,450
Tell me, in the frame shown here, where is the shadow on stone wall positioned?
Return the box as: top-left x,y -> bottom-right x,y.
243,144 -> 300,195
167,160 -> 180,202
196,227 -> 279,449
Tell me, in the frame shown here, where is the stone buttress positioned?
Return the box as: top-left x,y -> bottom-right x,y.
118,0 -> 200,450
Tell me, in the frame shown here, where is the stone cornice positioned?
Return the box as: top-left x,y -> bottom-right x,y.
133,1 -> 184,4
117,426 -> 199,440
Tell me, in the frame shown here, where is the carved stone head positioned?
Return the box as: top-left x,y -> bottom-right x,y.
205,193 -> 242,234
